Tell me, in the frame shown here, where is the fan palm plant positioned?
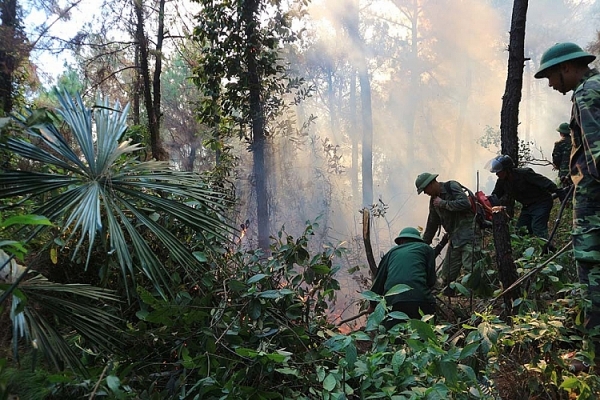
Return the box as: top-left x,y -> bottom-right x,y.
0,90 -> 234,299
1,215 -> 124,375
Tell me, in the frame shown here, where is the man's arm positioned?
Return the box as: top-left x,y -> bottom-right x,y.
436,181 -> 471,212
491,178 -> 506,204
575,81 -> 600,180
422,202 -> 440,245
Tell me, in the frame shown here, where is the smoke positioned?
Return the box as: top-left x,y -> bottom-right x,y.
242,0 -> 600,320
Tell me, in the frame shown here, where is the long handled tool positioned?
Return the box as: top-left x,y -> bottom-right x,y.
543,185 -> 574,253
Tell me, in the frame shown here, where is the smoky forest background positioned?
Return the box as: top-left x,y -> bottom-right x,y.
1,0 -> 600,399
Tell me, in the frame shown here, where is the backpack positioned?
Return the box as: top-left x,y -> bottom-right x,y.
444,181 -> 493,229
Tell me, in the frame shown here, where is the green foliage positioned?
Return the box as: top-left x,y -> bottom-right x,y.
0,90 -> 235,299
4,215 -> 600,399
191,0 -> 313,143
15,221 -> 333,398
0,214 -> 52,261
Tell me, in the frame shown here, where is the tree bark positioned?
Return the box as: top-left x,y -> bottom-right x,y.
134,0 -> 168,161
494,0 -> 529,312
345,0 -> 373,207
349,70 -> 359,206
0,0 -> 18,115
243,0 -> 270,251
500,0 -> 528,162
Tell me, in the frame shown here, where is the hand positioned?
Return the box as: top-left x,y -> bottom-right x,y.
433,196 -> 443,207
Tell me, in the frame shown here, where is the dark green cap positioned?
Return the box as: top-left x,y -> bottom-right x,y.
394,227 -> 423,244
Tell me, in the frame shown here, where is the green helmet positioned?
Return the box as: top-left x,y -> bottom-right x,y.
556,122 -> 570,135
415,172 -> 438,194
534,42 -> 596,79
394,227 -> 423,244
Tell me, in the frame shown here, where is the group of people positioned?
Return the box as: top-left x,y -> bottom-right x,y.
368,41 -> 600,341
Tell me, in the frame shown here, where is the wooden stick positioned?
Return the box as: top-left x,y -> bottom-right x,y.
362,208 -> 378,276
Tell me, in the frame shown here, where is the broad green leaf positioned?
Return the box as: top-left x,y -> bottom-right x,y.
258,290 -> 282,299
325,335 -> 351,351
392,350 -> 406,374
438,361 -> 458,387
1,215 -> 52,228
345,343 -> 357,367
323,373 -> 337,391
385,284 -> 412,296
388,311 -> 409,321
235,348 -> 259,358
247,273 -> 268,284
366,302 -> 386,331
275,367 -> 299,376
310,264 -> 331,274
192,251 -> 208,262
361,290 -> 382,302
249,299 -> 261,320
106,375 -> 121,392
409,319 -> 437,343
459,342 -> 480,360
560,377 -> 580,389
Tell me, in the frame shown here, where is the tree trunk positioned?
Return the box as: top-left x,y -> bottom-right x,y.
500,0 -> 527,162
495,0 -> 529,312
132,45 -> 141,125
359,68 -> 373,207
0,0 -> 18,115
345,0 -> 373,207
243,0 -> 270,252
349,70 -> 359,206
134,0 -> 168,161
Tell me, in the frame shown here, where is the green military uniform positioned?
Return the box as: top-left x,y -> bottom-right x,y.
371,242 -> 436,305
570,68 -> 600,328
422,180 -> 480,289
552,136 -> 572,183
370,227 -> 436,326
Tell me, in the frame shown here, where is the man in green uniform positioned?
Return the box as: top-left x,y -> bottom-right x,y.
552,122 -> 573,187
488,154 -> 558,239
368,227 -> 436,329
535,42 -> 600,333
415,172 -> 480,296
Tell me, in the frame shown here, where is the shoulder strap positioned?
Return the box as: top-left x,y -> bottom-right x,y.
445,180 -> 475,199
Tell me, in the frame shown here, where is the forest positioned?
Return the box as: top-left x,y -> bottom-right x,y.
1,0 -> 600,398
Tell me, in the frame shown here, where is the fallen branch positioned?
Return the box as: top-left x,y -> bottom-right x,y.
337,310 -> 369,326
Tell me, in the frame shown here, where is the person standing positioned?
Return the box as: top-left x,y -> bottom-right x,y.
552,122 -> 573,187
367,227 -> 436,329
534,42 -> 600,333
415,172 -> 481,296
488,154 -> 558,239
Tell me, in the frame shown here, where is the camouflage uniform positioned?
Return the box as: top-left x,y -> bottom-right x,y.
570,68 -> 600,329
552,136 -> 573,186
422,180 -> 481,289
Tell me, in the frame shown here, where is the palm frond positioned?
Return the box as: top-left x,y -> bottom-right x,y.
10,275 -> 125,375
0,90 -> 235,297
